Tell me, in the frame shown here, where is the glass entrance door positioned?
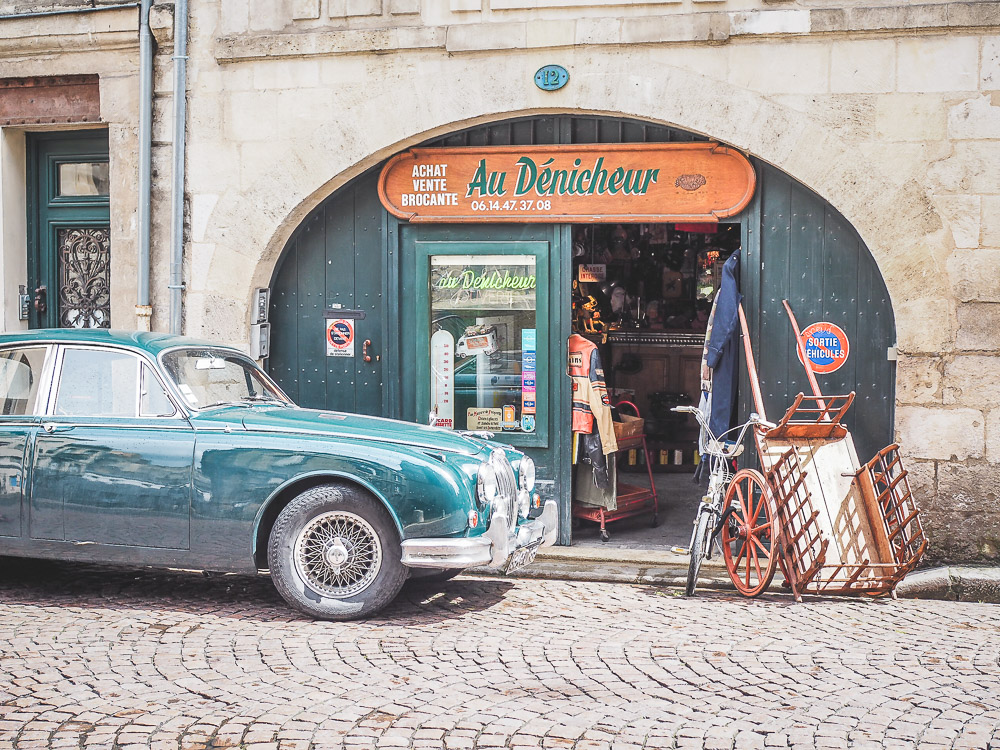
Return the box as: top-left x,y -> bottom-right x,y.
399,225 -> 572,544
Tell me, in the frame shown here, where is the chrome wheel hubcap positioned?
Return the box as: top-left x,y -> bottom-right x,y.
293,511 -> 382,599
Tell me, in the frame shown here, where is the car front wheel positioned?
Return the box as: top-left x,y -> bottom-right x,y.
268,483 -> 407,620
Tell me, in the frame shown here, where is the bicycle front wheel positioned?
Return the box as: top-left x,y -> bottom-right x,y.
722,469 -> 778,597
685,509 -> 712,597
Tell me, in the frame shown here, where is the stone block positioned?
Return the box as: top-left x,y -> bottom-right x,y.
952,565 -> 1000,602
292,0 -> 320,20
225,90 -> 279,143
329,0 -> 346,16
948,2 -> 1000,28
346,0 -> 382,16
248,0 -> 291,31
252,59 -> 320,90
848,3 -> 948,32
446,22 -> 525,52
449,0 -> 479,10
388,0 -> 420,14
934,461 -> 1000,514
896,354 -> 941,404
526,19 -> 575,49
219,0 -> 250,34
728,41 -> 828,95
895,406 -> 984,461
983,36 -> 1000,90
982,196 -> 1000,249
904,458 -> 936,501
934,195 -> 980,249
575,17 -> 621,45
895,298 -> 953,354
945,355 -> 1000,406
988,409 -> 1000,463
928,142 -> 1000,195
829,39 -> 895,94
895,567 -> 955,601
922,511 -> 1000,563
621,13 -> 726,45
948,94 -> 1000,140
191,194 -> 219,245
730,10 -> 808,36
956,302 -> 1000,351
897,36 -> 979,93
808,8 -> 845,34
874,94 -> 947,142
948,250 -> 1000,303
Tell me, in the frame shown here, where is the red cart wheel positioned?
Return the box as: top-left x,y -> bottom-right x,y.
722,469 -> 778,597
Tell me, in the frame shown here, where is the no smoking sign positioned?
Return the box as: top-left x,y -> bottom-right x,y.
797,321 -> 850,374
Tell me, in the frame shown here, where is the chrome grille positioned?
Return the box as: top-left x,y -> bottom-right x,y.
491,449 -> 518,536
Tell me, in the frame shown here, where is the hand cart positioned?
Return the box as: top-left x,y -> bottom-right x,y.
572,400 -> 659,542
719,301 -> 927,599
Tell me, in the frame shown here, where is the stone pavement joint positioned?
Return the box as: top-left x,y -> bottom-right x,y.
1,559 -> 999,749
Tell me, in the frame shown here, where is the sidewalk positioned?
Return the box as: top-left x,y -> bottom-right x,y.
475,544 -> 733,590
477,545 -> 1000,603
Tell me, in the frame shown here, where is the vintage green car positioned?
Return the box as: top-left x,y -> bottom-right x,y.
0,330 -> 557,620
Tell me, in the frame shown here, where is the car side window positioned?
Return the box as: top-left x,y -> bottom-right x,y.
0,347 -> 47,416
55,349 -> 139,417
140,365 -> 176,417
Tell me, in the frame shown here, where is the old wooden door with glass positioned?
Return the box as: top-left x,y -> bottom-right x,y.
27,131 -> 111,329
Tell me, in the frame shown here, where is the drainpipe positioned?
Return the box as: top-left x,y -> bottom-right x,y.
135,0 -> 153,332
169,0 -> 188,335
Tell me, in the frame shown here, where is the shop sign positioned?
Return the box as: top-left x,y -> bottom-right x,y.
378,143 -> 755,223
435,269 -> 536,292
467,408 -> 502,431
326,319 -> 355,357
577,264 -> 606,282
797,322 -> 850,374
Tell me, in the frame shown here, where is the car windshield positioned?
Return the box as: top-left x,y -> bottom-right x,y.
161,348 -> 292,410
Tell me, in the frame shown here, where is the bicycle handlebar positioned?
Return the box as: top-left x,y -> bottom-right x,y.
670,405 -> 776,457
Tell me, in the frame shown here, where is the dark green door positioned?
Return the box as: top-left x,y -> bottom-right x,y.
741,162 -> 895,464
268,170 -> 386,414
398,224 -> 572,542
27,131 -> 111,329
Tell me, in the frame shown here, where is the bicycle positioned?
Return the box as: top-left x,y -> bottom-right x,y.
671,406 -> 779,597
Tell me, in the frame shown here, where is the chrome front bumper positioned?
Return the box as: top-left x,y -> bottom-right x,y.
400,498 -> 559,570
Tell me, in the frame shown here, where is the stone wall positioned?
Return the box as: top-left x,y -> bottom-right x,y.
0,4 -> 146,332
2,0 -> 999,561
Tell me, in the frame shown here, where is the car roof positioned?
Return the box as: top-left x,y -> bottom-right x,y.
0,329 -> 244,357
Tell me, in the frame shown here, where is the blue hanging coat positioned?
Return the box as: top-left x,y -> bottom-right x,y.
703,253 -> 742,439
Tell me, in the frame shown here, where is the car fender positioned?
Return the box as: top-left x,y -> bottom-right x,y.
251,470 -> 404,561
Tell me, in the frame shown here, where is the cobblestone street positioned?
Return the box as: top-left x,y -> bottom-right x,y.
1,562 -> 998,750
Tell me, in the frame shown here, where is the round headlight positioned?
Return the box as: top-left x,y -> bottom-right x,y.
519,455 -> 536,492
477,462 -> 499,508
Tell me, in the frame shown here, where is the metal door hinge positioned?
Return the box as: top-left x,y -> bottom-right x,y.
887,346 -> 897,361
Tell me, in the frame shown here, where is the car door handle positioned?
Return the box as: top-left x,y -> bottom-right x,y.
41,423 -> 74,434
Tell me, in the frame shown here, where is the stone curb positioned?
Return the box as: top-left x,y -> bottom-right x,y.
894,565 -> 1000,603
477,549 -> 1000,603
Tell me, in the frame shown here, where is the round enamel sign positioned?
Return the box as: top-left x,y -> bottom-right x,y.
797,322 -> 850,374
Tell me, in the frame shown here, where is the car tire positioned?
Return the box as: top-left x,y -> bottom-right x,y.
268,483 -> 407,621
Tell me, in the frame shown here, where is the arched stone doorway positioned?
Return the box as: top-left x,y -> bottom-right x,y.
265,115 -> 896,543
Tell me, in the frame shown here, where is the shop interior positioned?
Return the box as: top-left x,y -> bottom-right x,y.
570,222 -> 741,550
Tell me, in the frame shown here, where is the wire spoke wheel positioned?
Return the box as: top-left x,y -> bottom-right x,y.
722,469 -> 778,597
293,511 -> 383,599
